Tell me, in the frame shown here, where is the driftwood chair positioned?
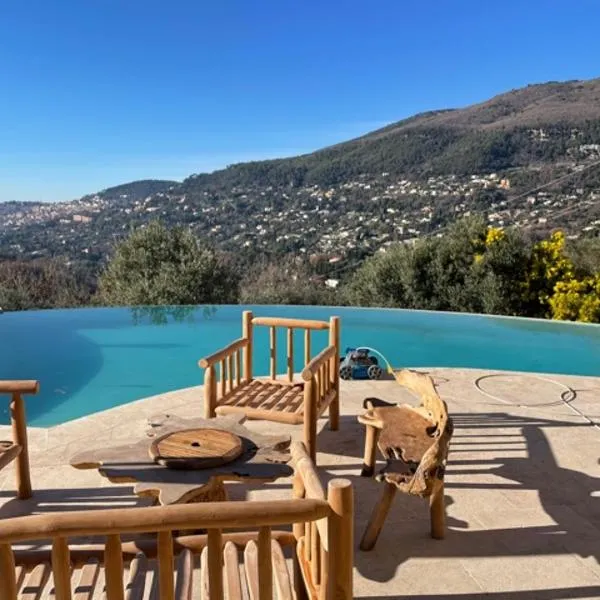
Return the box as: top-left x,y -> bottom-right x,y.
0,442 -> 353,599
199,311 -> 341,461
0,380 -> 39,500
358,369 -> 453,551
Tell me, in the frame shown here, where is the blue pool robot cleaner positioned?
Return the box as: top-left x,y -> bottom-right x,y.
338,346 -> 394,381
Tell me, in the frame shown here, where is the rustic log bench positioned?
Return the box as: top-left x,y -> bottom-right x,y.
358,369 -> 453,551
0,443 -> 354,599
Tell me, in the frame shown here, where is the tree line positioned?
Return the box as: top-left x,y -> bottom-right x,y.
1,219 -> 599,323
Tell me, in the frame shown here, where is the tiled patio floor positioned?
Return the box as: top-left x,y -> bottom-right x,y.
1,367 -> 600,599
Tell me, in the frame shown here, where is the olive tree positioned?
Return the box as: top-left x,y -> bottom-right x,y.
97,221 -> 239,306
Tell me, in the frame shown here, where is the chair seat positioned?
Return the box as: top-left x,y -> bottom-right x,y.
359,403 -> 442,495
0,440 -> 22,471
12,539 -> 293,599
216,379 -> 328,425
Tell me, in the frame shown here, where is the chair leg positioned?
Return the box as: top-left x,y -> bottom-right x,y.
329,391 -> 339,431
360,425 -> 380,477
360,482 -> 397,551
429,480 -> 445,540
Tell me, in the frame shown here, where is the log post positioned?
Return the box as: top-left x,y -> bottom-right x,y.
327,479 -> 353,600
360,425 -> 380,477
242,311 -> 253,382
303,380 -> 317,463
292,473 -> 309,600
11,392 -> 32,499
360,482 -> 397,551
430,479 -> 446,540
52,537 -> 72,600
204,365 -> 216,419
0,543 -> 17,599
328,317 -> 340,431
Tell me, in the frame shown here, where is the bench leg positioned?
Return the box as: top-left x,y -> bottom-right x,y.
430,480 -> 445,540
360,482 -> 397,551
360,425 -> 380,477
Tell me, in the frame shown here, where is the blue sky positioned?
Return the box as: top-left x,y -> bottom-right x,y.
1,1 -> 599,202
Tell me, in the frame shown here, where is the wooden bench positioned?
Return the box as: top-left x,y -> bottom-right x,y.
0,443 -> 353,599
358,369 -> 453,551
0,380 -> 39,500
199,312 -> 341,461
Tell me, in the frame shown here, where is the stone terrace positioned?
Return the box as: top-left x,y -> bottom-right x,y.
1,368 -> 600,599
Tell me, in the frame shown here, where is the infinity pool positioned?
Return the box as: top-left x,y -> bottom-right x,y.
2,305 -> 600,426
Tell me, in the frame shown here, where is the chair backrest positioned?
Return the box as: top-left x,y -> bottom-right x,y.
392,369 -> 453,496
243,311 -> 340,382
0,443 -> 353,600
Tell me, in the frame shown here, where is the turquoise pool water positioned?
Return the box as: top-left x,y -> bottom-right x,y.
1,305 -> 600,427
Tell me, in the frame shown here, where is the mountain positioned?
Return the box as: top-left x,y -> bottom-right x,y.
1,78 -> 600,272
181,78 -> 600,190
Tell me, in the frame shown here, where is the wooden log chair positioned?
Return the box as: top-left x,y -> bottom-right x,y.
358,369 -> 453,551
0,380 -> 39,500
0,443 -> 353,599
199,311 -> 341,462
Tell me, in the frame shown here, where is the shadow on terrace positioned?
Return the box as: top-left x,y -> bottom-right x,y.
317,410 -> 600,599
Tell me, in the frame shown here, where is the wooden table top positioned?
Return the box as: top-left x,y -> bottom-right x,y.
70,414 -> 293,505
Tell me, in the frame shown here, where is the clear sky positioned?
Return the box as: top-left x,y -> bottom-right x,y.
1,0 -> 599,202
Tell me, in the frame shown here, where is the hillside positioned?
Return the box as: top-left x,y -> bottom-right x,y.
92,179 -> 179,202
182,78 -> 600,190
1,77 -> 600,275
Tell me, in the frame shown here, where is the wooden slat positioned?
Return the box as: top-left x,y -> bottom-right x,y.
220,360 -> 226,399
21,562 -> 51,600
252,317 -> 330,331
207,529 -> 224,600
242,311 -> 253,382
200,547 -> 209,600
15,564 -> 26,590
198,338 -> 248,368
235,350 -> 241,387
223,541 -> 243,600
243,541 -> 259,600
310,522 -> 320,585
105,534 -> 125,600
270,327 -> 277,380
257,527 -> 272,600
157,531 -> 175,600
74,559 -> 101,600
124,553 -> 147,600
304,330 -> 311,365
52,536 -> 73,600
174,549 -> 193,600
287,328 -> 294,382
272,540 -> 293,600
228,354 -> 234,393
0,543 -> 17,599
259,384 -> 293,412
